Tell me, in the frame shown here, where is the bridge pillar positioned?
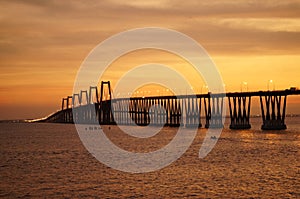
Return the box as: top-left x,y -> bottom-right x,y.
129,98 -> 136,125
204,94 -> 224,128
160,98 -> 167,126
260,94 -> 287,130
128,98 -> 149,126
175,98 -> 182,127
228,96 -> 251,129
118,99 -> 131,125
146,98 -> 167,126
184,97 -> 202,128
166,98 -> 182,127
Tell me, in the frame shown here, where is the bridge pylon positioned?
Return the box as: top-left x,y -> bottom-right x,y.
260,93 -> 287,130
87,86 -> 99,124
61,98 -> 67,111
98,81 -> 114,125
60,96 -> 73,123
228,96 -> 251,129
72,93 -> 80,123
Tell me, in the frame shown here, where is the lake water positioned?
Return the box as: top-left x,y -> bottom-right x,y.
0,117 -> 299,198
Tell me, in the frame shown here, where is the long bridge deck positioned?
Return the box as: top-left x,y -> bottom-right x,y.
43,81 -> 300,130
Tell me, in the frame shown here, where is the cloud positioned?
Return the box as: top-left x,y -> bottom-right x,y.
105,0 -> 300,18
0,1 -> 299,56
216,18 -> 300,32
108,0 -> 171,9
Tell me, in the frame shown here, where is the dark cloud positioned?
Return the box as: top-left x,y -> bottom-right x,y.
1,0 -> 295,58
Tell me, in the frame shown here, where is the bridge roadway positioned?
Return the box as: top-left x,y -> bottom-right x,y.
43,81 -> 300,130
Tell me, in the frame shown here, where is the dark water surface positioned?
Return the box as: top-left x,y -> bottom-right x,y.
0,117 -> 299,198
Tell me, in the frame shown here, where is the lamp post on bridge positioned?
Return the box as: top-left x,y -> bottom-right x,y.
267,80 -> 275,91
201,85 -> 208,94
165,88 -> 170,96
156,89 -> 160,96
241,82 -> 248,92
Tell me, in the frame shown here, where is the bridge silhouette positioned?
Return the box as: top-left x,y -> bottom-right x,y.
43,81 -> 300,130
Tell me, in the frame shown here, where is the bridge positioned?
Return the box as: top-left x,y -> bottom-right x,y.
43,81 -> 300,130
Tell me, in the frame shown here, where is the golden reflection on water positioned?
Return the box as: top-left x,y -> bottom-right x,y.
0,122 -> 299,198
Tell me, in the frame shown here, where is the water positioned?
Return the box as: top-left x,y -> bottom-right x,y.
0,117 -> 299,198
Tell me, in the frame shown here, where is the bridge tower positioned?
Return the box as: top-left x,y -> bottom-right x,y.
228,95 -> 251,129
72,87 -> 99,124
61,98 -> 67,111
98,81 -> 114,124
72,93 -> 80,123
87,86 -> 99,124
60,96 -> 73,123
260,92 -> 287,130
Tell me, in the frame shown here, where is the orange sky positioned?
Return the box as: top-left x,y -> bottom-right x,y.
0,0 -> 300,120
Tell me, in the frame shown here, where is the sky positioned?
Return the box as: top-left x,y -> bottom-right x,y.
0,0 -> 300,120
